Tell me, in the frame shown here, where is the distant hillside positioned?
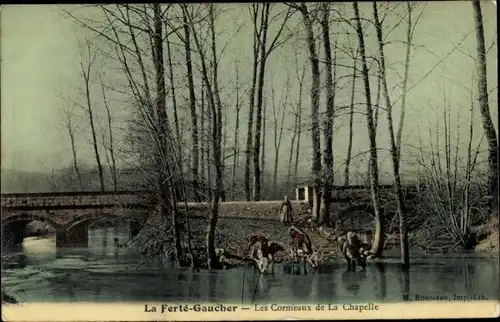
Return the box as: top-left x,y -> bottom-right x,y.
0,167 -> 144,193
1,169 -> 54,193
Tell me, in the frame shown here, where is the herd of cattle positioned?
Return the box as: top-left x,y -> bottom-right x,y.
245,225 -> 374,275
240,196 -> 375,275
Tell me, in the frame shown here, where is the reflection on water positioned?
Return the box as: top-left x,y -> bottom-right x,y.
2,225 -> 499,304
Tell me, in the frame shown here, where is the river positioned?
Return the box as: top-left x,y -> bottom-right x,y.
2,224 -> 499,304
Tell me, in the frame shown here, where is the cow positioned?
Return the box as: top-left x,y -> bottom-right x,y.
339,231 -> 370,271
288,226 -> 319,274
247,234 -> 285,275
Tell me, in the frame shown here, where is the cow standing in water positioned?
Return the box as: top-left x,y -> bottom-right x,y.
279,195 -> 294,225
247,234 -> 285,275
339,231 -> 369,271
288,226 -> 319,274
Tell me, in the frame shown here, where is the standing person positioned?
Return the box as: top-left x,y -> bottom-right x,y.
279,195 -> 294,225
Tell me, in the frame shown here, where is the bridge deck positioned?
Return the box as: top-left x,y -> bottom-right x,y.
1,185 -> 420,211
1,191 -> 151,210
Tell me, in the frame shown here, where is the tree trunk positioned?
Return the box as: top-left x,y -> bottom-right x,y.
253,3 -> 271,201
272,78 -> 288,196
344,49 -> 358,187
373,2 -> 409,268
80,45 -> 105,192
182,6 -> 201,202
67,116 -> 83,191
287,62 -> 306,193
320,2 -> 336,225
165,17 -> 182,168
366,63 -> 382,183
353,1 -> 385,257
200,81 -> 206,199
472,0 -> 499,209
294,64 -> 305,184
396,3 -> 416,269
210,5 -> 226,204
299,3 -> 323,222
286,111 -> 297,194
261,97 -> 267,198
232,61 -> 241,200
205,86 -> 213,201
188,4 -> 223,268
99,74 -> 118,191
244,4 -> 261,202
153,4 -> 183,265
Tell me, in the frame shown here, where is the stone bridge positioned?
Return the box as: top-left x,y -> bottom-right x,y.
1,191 -> 154,247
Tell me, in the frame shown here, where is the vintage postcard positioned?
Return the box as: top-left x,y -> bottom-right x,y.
1,1 -> 499,321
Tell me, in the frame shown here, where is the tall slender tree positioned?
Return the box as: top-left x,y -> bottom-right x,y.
472,0 -> 498,209
353,1 -> 385,256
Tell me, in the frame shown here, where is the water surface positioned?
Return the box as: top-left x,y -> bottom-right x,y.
2,225 -> 499,304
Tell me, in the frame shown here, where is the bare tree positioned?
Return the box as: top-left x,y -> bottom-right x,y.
286,53 -> 306,193
413,88 -> 485,252
253,3 -> 271,201
261,95 -> 267,197
66,4 -> 198,268
253,4 -> 295,201
294,54 -> 306,186
204,85 -> 213,201
353,1 -> 385,256
244,4 -> 261,201
472,0 -> 498,209
200,82 -> 209,200
181,5 -> 201,202
231,61 -> 243,200
153,4 -> 184,266
187,4 -> 224,269
272,74 -> 289,195
209,5 -> 227,203
344,47 -> 358,186
164,12 -> 182,163
320,2 -> 337,224
372,2 -> 420,268
60,102 -> 83,190
78,38 -> 105,192
98,73 -> 118,191
292,2 -> 323,222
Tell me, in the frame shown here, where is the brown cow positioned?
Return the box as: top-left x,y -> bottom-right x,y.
247,234 -> 285,274
288,226 -> 319,274
339,231 -> 369,271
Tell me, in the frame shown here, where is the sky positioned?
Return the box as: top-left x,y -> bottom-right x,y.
1,2 -> 498,183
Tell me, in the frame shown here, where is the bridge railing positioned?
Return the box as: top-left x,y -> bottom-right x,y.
0,191 -> 151,209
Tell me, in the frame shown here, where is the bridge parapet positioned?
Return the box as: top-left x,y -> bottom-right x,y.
1,191 -> 148,210
295,184 -> 420,203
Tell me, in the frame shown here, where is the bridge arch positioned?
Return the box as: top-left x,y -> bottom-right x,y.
335,203 -> 378,230
1,213 -> 62,246
1,213 -> 62,230
64,212 -> 130,231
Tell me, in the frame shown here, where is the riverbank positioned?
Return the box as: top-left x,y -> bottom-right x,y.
129,201 -> 499,268
475,216 -> 499,252
130,201 -> 367,268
